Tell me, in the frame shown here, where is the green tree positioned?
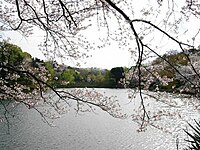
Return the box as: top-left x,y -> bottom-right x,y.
61,69 -> 75,84
45,61 -> 55,78
0,41 -> 29,66
0,41 -> 48,94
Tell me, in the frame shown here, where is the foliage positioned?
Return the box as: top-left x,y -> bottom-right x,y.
110,67 -> 125,80
60,69 -> 75,84
157,65 -> 175,78
39,60 -> 122,88
0,41 -> 28,65
152,51 -> 188,66
110,67 -> 125,87
0,41 -> 34,90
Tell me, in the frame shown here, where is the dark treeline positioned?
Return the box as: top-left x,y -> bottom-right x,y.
0,41 -> 127,89
45,48 -> 200,95
45,60 -> 126,88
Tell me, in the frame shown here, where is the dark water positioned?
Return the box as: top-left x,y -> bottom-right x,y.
0,89 -> 199,150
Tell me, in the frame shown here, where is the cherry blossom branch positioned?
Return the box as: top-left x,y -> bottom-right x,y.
1,63 -> 124,119
104,0 -> 150,126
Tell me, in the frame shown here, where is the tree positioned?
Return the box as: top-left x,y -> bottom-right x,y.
0,41 -> 27,65
0,0 -> 200,131
0,41 -> 49,118
110,67 -> 125,87
0,41 -> 37,88
61,69 -> 75,84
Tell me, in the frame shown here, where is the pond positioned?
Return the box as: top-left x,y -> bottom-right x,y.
0,88 -> 199,150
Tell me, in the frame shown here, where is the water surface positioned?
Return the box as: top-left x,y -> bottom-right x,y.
0,89 -> 199,150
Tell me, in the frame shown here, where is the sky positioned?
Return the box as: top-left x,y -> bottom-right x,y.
1,0 -> 200,69
0,1 -> 152,69
1,30 -> 133,69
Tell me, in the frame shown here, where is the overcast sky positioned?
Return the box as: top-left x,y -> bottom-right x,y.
1,30 -> 133,69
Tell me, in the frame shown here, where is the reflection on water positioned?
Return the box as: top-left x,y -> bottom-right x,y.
0,89 -> 199,150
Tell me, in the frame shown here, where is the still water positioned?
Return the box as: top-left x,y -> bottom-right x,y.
0,88 -> 199,150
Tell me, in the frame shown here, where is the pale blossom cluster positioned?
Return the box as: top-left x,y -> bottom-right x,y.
126,64 -> 174,91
